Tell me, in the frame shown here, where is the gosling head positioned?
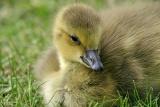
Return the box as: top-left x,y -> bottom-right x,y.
53,4 -> 103,71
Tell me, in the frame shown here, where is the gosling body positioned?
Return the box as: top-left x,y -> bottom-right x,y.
34,2 -> 160,107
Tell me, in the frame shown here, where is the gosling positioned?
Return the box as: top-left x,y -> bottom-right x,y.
34,3 -> 160,107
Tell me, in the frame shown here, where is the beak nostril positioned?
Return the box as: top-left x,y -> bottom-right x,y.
90,58 -> 95,64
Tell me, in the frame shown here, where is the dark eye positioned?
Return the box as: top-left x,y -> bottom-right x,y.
69,34 -> 81,45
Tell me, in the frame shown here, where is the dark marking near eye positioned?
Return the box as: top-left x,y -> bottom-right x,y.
69,34 -> 81,45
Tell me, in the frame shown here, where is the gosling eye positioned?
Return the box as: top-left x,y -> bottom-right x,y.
69,34 -> 81,45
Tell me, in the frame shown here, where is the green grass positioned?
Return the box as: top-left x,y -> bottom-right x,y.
0,0 -> 159,107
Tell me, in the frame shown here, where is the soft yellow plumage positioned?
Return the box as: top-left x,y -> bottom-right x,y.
34,2 -> 160,107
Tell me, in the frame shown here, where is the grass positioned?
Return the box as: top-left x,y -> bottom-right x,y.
0,0 -> 159,107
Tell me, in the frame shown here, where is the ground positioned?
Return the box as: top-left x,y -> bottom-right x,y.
0,0 -> 159,107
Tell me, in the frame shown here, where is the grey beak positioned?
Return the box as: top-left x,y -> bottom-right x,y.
80,50 -> 103,71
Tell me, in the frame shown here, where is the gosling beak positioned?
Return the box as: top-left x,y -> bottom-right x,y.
80,50 -> 103,71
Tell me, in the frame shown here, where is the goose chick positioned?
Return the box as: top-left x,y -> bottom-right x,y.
34,4 -> 116,107
34,2 -> 160,107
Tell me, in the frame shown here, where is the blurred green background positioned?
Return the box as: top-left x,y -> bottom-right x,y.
0,0 -> 159,107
